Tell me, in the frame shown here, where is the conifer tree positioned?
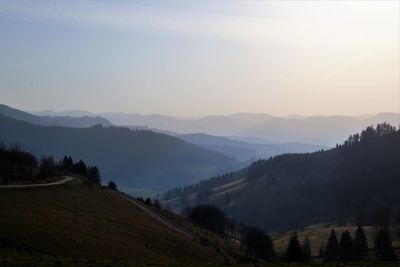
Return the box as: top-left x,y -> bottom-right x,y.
303,236 -> 311,261
375,227 -> 397,261
353,226 -> 368,260
339,231 -> 354,261
324,229 -> 339,261
286,232 -> 303,262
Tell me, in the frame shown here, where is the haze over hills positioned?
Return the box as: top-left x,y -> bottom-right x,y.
0,114 -> 241,192
179,133 -> 328,161
31,108 -> 400,146
239,114 -> 400,146
1,104 -> 111,128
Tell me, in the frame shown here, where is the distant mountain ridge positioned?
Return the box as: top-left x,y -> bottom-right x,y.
32,108 -> 400,146
179,133 -> 328,161
0,113 -> 240,192
1,104 -> 111,128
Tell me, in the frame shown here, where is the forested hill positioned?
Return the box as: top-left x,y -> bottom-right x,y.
163,123 -> 400,232
0,103 -> 111,128
0,114 -> 239,191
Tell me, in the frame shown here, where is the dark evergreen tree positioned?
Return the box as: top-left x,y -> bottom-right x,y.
353,226 -> 368,260
324,229 -> 339,261
374,227 -> 397,261
242,226 -> 275,261
107,180 -> 117,190
61,155 -> 74,172
339,231 -> 354,261
39,156 -> 56,178
153,199 -> 162,209
74,160 -> 87,176
303,236 -> 311,261
188,205 -> 226,234
285,232 -> 303,262
87,166 -> 101,185
145,198 -> 152,205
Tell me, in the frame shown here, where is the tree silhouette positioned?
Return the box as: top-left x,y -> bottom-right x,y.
107,180 -> 117,190
242,226 -> 275,261
375,227 -> 397,261
188,205 -> 226,234
285,232 -> 303,262
87,166 -> 101,185
74,160 -> 88,176
353,226 -> 368,260
303,236 -> 311,261
339,231 -> 354,261
324,229 -> 339,261
39,156 -> 56,178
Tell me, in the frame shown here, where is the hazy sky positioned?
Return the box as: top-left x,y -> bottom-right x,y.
0,0 -> 399,117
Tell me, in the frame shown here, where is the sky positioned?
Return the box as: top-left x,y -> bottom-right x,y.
0,0 -> 399,117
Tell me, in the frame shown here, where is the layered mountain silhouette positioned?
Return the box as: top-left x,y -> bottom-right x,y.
34,108 -> 400,146
0,113 -> 240,192
1,104 -> 111,128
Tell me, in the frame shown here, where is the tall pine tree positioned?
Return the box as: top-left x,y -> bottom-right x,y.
285,232 -> 303,262
303,236 -> 311,261
375,227 -> 397,261
339,231 -> 354,261
353,226 -> 368,260
324,229 -> 339,261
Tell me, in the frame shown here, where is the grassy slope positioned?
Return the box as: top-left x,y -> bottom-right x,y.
0,179 -> 223,265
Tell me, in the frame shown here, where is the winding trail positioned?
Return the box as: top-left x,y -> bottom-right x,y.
0,176 -> 75,189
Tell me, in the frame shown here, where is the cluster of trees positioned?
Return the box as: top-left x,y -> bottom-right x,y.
319,227 -> 397,262
0,144 -> 101,186
0,144 -> 38,182
137,197 -> 162,209
60,156 -> 100,185
186,205 -> 398,263
186,205 -> 276,261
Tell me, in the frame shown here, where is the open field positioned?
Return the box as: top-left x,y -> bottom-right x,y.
0,178 -> 223,264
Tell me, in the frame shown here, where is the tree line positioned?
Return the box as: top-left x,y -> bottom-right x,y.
0,143 -> 101,186
186,204 -> 398,262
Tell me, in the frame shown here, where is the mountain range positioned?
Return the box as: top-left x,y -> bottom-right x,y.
1,104 -> 111,128
0,112 -> 241,192
31,108 -> 400,146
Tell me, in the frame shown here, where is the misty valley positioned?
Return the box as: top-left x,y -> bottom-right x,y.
1,1 -> 399,266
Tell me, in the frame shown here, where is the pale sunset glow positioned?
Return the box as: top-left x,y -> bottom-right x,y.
0,0 -> 399,116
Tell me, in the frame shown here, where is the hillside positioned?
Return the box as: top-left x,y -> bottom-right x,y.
179,133 -> 328,161
163,123 -> 400,232
0,179 -> 223,265
0,104 -> 111,128
0,114 -> 240,192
